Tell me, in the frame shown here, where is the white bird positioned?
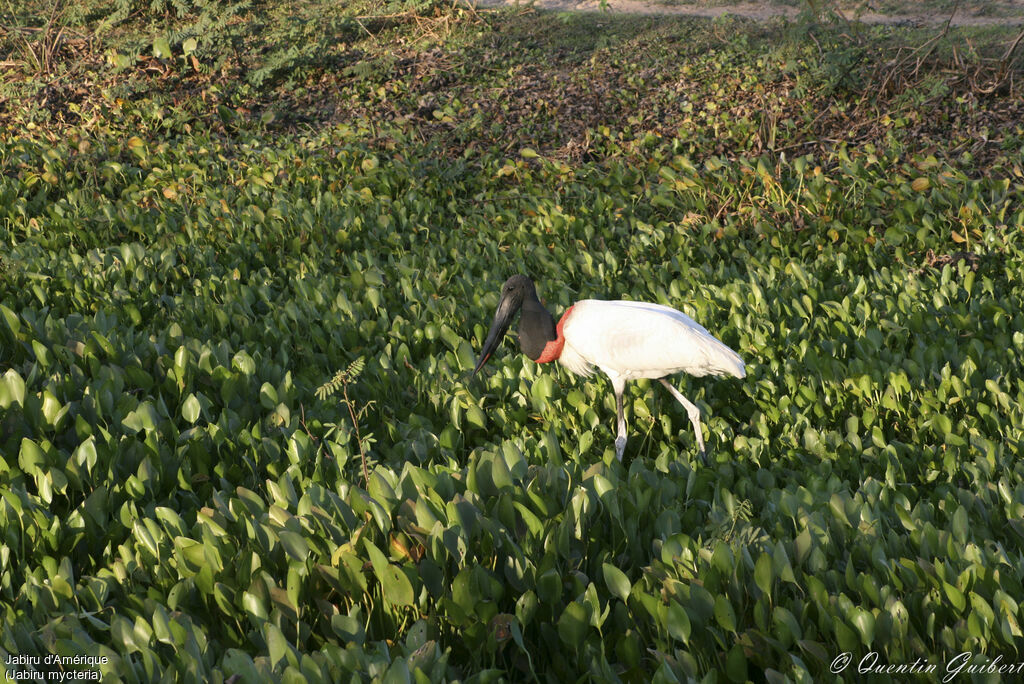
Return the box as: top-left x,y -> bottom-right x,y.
473,274 -> 745,462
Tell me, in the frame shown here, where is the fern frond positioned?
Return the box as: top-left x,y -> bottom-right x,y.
343,356 -> 365,382
316,357 -> 366,400
315,370 -> 346,400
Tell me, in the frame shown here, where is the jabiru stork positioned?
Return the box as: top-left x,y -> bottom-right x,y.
473,275 -> 745,463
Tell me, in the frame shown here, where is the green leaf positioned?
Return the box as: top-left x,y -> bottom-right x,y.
0,303 -> 20,336
241,591 -> 267,621
133,520 -> 160,560
0,369 -> 26,408
726,643 -> 748,683
536,569 -> 561,605
714,595 -> 737,633
834,617 -> 859,652
666,600 -> 691,643
465,403 -> 486,430
516,590 -> 538,626
944,582 -> 966,612
278,531 -> 309,561
71,436 -> 97,472
452,567 -> 477,614
754,552 -> 773,597
259,382 -> 278,409
123,401 -> 159,434
602,563 -> 631,602
332,612 -> 365,645
557,601 -> 589,649
951,505 -> 968,544
153,37 -> 172,59
379,565 -> 415,608
40,391 -> 62,426
772,606 -> 802,645
265,622 -> 289,667
222,650 -> 259,681
931,412 -> 952,437
531,375 -> 554,409
182,394 -> 201,423
18,438 -> 46,475
233,350 -> 256,375
152,605 -> 173,645
851,608 -> 875,646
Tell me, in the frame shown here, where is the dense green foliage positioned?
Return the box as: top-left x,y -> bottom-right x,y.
2,1 -> 1024,681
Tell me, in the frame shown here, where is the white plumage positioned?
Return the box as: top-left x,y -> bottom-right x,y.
559,300 -> 746,381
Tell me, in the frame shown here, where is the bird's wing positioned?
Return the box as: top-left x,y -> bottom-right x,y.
562,300 -> 745,379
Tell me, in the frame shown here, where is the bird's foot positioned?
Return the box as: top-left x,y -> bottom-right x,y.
698,448 -> 708,467
614,436 -> 626,462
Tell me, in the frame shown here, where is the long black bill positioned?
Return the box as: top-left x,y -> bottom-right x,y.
473,294 -> 520,376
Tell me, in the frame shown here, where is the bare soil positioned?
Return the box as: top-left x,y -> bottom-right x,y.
472,0 -> 1024,26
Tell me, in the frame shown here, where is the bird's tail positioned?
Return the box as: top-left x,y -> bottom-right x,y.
726,353 -> 746,379
709,339 -> 746,379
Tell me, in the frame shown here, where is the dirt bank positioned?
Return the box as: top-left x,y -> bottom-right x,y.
471,0 -> 1024,27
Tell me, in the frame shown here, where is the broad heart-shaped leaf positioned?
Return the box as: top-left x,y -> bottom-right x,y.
362,539 -> 389,576
850,608 -> 875,646
278,530 -> 309,561
15,435 -> 43,472
153,36 -> 172,59
772,606 -> 802,645
0,303 -> 20,336
132,520 -> 160,560
182,393 -> 201,423
0,368 -> 26,408
221,649 -> 259,681
531,375 -> 554,410
516,590 -> 538,627
536,569 -> 561,605
944,582 -> 966,612
40,391 -> 63,426
123,401 -> 159,434
726,643 -> 748,683
151,605 -> 173,645
379,565 -> 415,608
714,595 -> 737,633
259,382 -> 278,409
951,505 -> 968,544
834,617 -> 859,652
754,552 -> 773,597
666,599 -> 691,643
405,619 -> 428,651
557,601 -> 590,649
452,567 -> 477,614
602,563 -> 631,602
232,350 -> 256,375
773,541 -> 798,586
264,622 -> 289,668
331,612 -> 365,645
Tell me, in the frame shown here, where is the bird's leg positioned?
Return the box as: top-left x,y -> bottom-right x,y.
659,379 -> 707,464
612,376 -> 627,461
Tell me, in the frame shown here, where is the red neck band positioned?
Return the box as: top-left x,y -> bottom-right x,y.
535,305 -> 575,364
